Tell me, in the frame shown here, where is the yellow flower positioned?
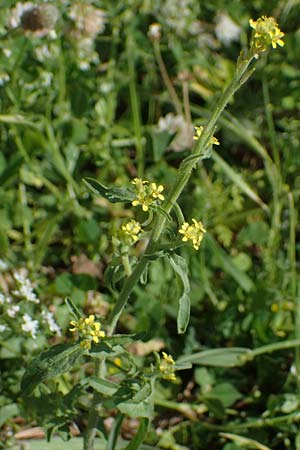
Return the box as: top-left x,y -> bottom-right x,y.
249,16 -> 284,53
131,178 -> 165,211
179,219 -> 206,250
159,352 -> 176,382
193,126 -> 220,145
121,219 -> 143,244
70,314 -> 105,349
150,183 -> 164,201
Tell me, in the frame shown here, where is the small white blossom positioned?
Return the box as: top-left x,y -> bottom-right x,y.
21,313 -> 39,339
0,324 -> 7,332
68,4 -> 106,37
157,113 -> 194,151
8,2 -> 58,37
215,13 -> 241,46
7,305 -> 20,318
13,270 -> 40,304
0,73 -> 10,86
42,310 -> 61,336
3,48 -> 12,58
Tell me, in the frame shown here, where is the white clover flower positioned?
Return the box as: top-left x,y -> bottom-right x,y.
21,313 -> 39,339
215,13 -> 241,46
42,310 -> 61,336
0,324 -> 7,332
7,305 -> 20,318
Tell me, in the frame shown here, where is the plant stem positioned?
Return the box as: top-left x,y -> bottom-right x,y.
153,41 -> 183,116
289,193 -> 299,388
127,36 -> 144,178
107,51 -> 256,335
84,358 -> 106,450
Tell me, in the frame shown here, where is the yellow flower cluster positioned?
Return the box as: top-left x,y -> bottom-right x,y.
121,219 -> 143,244
132,178 -> 164,212
193,126 -> 220,146
249,16 -> 284,53
179,219 -> 206,250
159,352 -> 176,382
70,314 -> 105,350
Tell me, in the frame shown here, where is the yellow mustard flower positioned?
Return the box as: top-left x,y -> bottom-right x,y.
179,219 -> 206,250
159,352 -> 176,382
70,314 -> 105,350
121,219 -> 143,244
249,16 -> 284,53
131,178 -> 164,211
193,126 -> 220,146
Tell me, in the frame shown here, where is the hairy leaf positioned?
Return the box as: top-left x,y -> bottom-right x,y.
21,344 -> 85,394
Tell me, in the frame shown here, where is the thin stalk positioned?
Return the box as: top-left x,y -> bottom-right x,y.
84,358 -> 106,450
121,255 -> 132,277
153,41 -> 183,116
127,36 -> 144,177
182,79 -> 192,125
247,338 -> 300,360
262,76 -> 281,172
288,193 -> 299,387
18,182 -> 32,256
108,50 -> 256,335
202,411 -> 299,431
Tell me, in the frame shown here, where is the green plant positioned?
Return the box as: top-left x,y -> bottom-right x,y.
19,16 -> 289,450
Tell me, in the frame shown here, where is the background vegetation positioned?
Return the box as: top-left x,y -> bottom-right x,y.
0,0 -> 299,449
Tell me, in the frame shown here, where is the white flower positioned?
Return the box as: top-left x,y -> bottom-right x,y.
157,113 -> 194,151
3,48 -> 12,58
215,13 -> 241,46
21,313 -> 39,339
8,2 -> 58,37
0,73 -> 10,86
0,324 -> 7,332
7,305 -> 20,318
68,4 -> 106,37
42,310 -> 61,336
13,270 -> 40,304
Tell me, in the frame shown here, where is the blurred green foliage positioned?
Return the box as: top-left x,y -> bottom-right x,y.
0,0 -> 300,449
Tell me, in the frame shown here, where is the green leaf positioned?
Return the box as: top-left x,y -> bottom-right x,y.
206,233 -> 254,292
83,177 -> 135,203
105,333 -> 146,346
0,403 -> 19,427
205,382 -> 241,407
0,114 -> 36,126
117,382 -> 154,419
89,377 -> 119,397
167,254 -> 191,334
90,342 -> 126,358
211,150 -> 269,213
177,347 -> 251,367
21,344 -> 85,394
9,437 -> 160,450
106,414 -> 124,450
123,418 -> 149,450
65,297 -> 82,320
